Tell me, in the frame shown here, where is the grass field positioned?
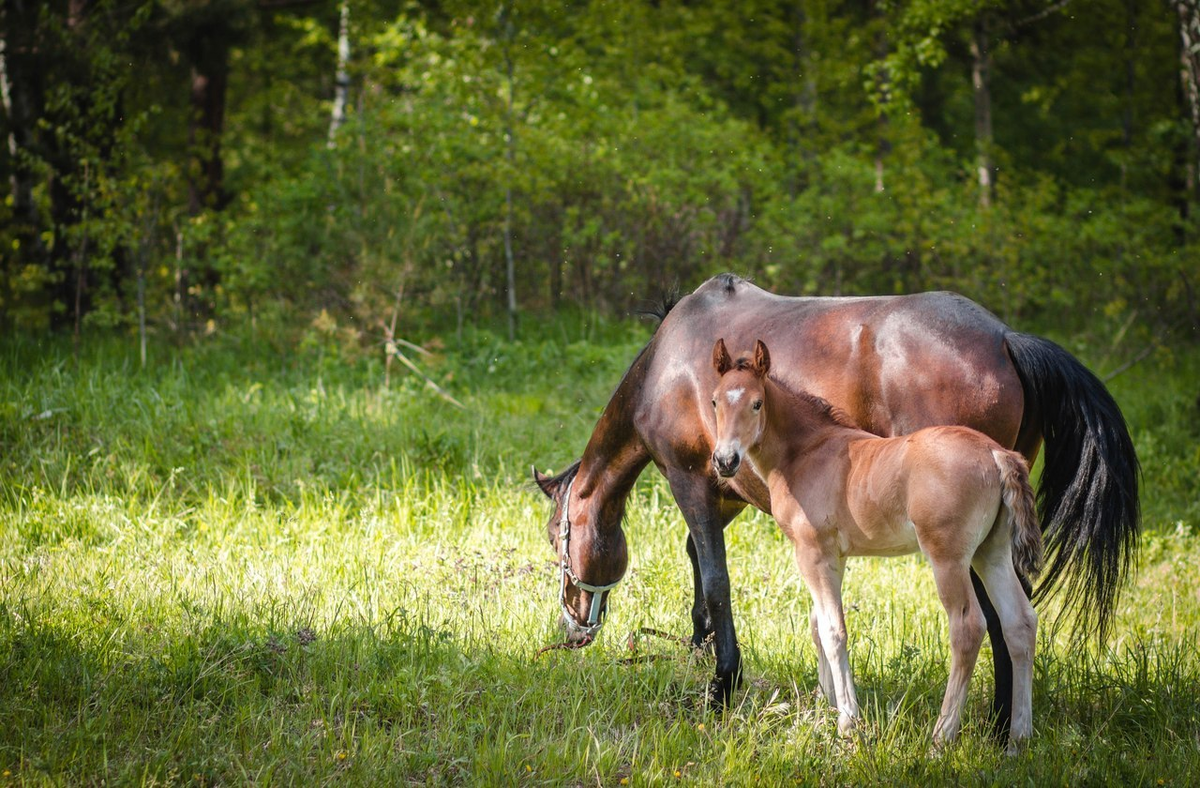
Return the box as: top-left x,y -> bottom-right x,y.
2,319 -> 1199,785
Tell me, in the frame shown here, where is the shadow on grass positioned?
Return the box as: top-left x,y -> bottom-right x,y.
3,597 -> 1200,785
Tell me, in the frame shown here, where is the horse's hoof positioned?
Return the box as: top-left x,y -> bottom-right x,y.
691,631 -> 716,655
837,713 -> 860,737
705,679 -> 730,708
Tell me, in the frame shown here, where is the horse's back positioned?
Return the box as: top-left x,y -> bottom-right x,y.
639,275 -> 1025,481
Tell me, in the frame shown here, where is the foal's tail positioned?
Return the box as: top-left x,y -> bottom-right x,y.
993,449 -> 1043,580
1004,332 -> 1139,643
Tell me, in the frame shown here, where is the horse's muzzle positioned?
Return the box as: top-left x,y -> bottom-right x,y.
713,450 -> 740,478
560,612 -> 598,645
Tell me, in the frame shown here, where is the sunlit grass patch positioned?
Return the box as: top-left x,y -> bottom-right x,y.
2,330 -> 1199,784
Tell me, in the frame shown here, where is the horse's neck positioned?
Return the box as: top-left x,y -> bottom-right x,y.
574,348 -> 653,534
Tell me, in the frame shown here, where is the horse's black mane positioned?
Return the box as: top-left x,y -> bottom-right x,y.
540,459 -> 581,494
634,286 -> 681,327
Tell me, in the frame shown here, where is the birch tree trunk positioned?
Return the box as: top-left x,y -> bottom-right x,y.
1175,0 -> 1200,237
1177,1 -> 1200,166
872,0 -> 890,194
328,0 -> 350,148
970,15 -> 995,209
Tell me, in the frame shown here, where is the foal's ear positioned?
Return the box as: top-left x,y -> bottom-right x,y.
752,339 -> 771,377
713,338 -> 733,375
532,466 -> 557,499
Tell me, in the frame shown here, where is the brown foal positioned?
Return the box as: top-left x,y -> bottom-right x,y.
710,338 -> 1043,751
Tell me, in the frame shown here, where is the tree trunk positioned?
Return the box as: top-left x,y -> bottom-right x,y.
970,15 -> 995,209
872,0 -> 890,193
1177,1 -> 1200,181
2,0 -> 49,308
187,29 -> 230,214
502,11 -> 518,341
327,0 -> 350,148
1174,1 -> 1200,240
789,3 -> 817,197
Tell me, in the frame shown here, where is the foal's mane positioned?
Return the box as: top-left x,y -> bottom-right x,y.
766,373 -> 860,430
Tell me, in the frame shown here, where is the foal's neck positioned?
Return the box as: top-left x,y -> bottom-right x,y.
754,376 -> 855,472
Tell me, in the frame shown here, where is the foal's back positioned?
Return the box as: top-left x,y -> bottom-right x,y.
794,422 -> 1022,562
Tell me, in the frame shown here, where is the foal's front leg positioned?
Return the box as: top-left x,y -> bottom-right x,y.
793,532 -> 858,735
810,609 -> 837,706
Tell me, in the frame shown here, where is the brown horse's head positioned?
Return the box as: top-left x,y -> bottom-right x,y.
710,338 -> 771,478
533,463 -> 627,644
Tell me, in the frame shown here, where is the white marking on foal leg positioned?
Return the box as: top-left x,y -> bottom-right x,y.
810,608 -> 836,706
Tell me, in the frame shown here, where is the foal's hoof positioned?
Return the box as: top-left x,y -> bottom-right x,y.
1004,737 -> 1029,757
928,734 -> 954,759
837,713 -> 861,738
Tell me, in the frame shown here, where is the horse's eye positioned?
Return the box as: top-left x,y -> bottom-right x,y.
711,399 -> 717,409
752,400 -> 762,411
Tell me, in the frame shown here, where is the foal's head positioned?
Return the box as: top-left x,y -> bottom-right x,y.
710,338 -> 771,478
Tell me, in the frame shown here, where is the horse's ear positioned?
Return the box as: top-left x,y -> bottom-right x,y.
713,338 -> 733,375
753,339 -> 771,377
532,466 -> 556,498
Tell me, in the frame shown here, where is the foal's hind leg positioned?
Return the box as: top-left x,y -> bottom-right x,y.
972,537 -> 1038,752
929,561 -> 987,749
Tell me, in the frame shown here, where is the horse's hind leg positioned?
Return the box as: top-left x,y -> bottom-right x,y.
930,561 -> 987,749
972,537 -> 1038,752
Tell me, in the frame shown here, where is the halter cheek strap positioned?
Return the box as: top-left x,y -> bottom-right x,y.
558,479 -> 622,638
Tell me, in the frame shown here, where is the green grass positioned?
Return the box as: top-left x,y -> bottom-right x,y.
1,321 -> 1199,785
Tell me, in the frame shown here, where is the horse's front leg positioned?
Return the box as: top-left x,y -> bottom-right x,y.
669,472 -> 742,706
686,534 -> 714,652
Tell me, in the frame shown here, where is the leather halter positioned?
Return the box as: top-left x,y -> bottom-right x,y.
557,479 -> 621,640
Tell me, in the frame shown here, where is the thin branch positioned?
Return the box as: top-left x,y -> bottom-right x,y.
1012,0 -> 1073,30
388,344 -> 466,409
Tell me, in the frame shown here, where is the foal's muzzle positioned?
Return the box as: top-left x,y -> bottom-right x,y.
713,450 -> 741,478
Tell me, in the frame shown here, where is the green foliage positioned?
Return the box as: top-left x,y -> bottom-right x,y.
2,0 -> 1196,349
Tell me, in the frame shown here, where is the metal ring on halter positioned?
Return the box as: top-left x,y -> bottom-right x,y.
558,478 -> 621,639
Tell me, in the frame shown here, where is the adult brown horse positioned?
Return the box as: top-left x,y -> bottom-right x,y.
533,273 -> 1138,741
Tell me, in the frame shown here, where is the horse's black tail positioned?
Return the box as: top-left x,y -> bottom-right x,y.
1005,332 -> 1140,643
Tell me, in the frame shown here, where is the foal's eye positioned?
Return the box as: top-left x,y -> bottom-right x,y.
752,400 -> 762,411
711,399 -> 717,409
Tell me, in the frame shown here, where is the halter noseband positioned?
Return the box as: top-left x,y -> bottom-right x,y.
558,479 -> 621,640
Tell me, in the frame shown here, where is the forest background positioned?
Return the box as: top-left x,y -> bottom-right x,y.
2,0 -> 1199,347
